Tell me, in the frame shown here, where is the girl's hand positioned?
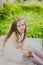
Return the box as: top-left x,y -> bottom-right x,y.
23,48 -> 33,57
18,43 -> 23,48
23,50 -> 30,56
16,43 -> 23,49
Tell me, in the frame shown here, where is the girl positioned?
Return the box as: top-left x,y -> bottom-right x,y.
0,17 -> 43,65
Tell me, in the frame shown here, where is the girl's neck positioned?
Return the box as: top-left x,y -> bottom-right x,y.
19,33 -> 24,36
18,33 -> 24,42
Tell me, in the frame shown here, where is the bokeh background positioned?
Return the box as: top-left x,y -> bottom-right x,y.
0,0 -> 43,46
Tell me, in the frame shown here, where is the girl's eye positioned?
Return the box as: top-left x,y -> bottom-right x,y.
18,25 -> 20,27
22,24 -> 24,26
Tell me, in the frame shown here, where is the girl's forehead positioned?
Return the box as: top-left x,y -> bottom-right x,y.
17,19 -> 24,25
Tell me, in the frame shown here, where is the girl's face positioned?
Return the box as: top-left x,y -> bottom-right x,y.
17,19 -> 25,34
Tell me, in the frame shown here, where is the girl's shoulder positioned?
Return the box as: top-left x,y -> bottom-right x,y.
11,32 -> 16,38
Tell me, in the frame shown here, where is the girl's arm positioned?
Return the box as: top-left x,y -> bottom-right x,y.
22,47 -> 33,57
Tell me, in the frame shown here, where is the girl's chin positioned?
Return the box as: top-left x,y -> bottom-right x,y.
20,31 -> 24,33
18,30 -> 24,34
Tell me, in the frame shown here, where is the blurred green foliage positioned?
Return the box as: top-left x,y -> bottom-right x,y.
0,2 -> 43,39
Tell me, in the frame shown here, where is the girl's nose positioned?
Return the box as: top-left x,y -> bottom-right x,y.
20,26 -> 23,29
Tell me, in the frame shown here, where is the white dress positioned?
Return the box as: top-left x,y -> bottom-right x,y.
0,36 -> 35,65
